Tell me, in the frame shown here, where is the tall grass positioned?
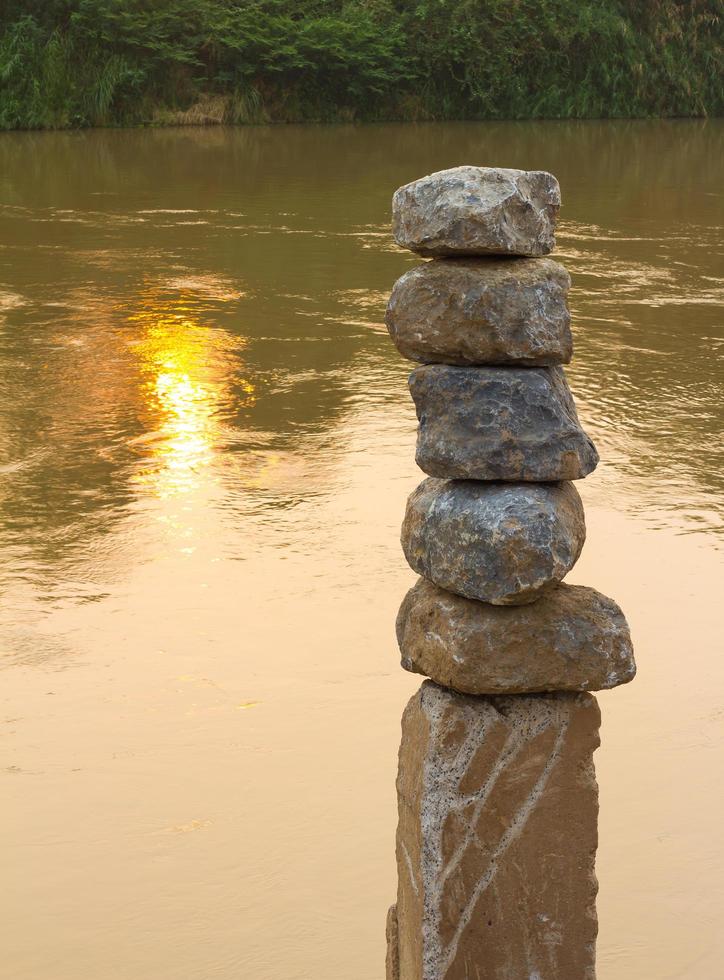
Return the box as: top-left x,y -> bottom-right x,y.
0,0 -> 721,130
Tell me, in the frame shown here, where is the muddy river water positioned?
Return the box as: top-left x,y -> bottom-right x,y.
1,120 -> 722,979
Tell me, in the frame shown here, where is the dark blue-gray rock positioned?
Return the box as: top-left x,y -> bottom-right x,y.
409,364 -> 598,481
396,578 -> 636,694
392,166 -> 561,257
401,479 -> 585,605
386,257 -> 572,366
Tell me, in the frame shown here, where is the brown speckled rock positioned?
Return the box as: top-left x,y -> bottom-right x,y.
401,479 -> 585,605
386,904 -> 400,980
386,257 -> 572,366
392,167 -> 560,257
409,364 -> 598,481
397,578 -> 636,694
395,681 -> 599,980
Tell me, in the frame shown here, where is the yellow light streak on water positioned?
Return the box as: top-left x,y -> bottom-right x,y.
127,289 -> 253,497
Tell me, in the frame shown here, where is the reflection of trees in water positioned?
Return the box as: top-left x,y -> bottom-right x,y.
0,265 -> 400,590
557,207 -> 723,528
0,120 -> 720,223
0,295 -> 139,585
0,120 -> 721,584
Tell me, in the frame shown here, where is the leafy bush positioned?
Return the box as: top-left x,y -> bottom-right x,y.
0,0 -> 720,129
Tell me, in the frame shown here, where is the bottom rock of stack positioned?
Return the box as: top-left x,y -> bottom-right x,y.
386,904 -> 400,980
390,682 -> 600,980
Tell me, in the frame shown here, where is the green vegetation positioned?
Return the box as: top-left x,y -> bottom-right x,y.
1,1 -> 721,129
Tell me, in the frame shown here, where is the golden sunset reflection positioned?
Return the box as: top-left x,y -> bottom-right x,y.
127,286 -> 253,497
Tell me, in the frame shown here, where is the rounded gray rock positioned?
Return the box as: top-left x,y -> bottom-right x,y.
392,166 -> 560,257
397,578 -> 636,694
409,364 -> 599,481
385,257 -> 572,366
401,479 -> 585,605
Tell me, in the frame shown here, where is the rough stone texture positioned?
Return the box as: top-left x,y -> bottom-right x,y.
392,166 -> 560,258
386,904 -> 400,980
386,257 -> 572,366
395,681 -> 599,980
402,479 -> 585,606
397,578 -> 636,695
409,364 -> 599,482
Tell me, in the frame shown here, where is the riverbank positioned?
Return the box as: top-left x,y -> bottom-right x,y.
1,1 -> 721,131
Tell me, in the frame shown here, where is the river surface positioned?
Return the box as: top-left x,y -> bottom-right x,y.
1,121 -> 722,980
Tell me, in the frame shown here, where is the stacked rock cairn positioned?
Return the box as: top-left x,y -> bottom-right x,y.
384,167 -> 636,980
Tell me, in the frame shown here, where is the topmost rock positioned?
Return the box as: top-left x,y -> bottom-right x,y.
392,166 -> 560,257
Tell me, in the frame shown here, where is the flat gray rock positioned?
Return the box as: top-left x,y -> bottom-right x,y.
385,257 -> 572,366
392,166 -> 560,257
397,578 -> 636,694
409,364 -> 598,481
401,479 -> 585,605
